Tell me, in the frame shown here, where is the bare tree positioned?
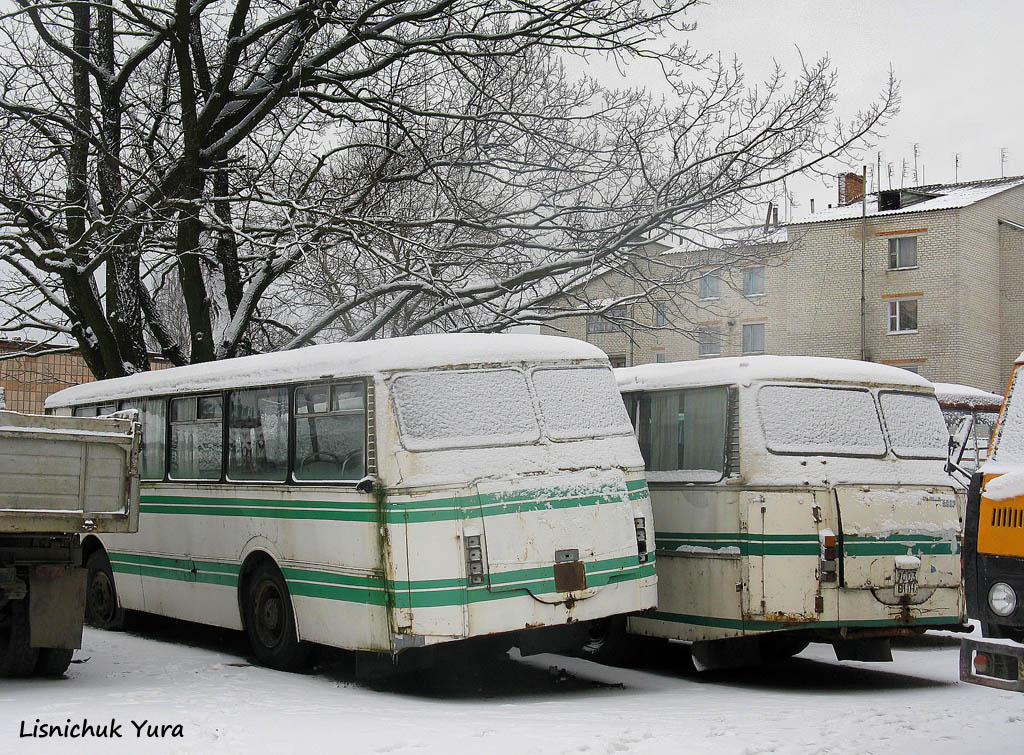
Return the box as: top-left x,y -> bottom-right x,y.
0,0 -> 896,377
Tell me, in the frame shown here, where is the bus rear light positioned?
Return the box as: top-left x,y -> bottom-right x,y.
635,517 -> 648,563
466,534 -> 487,586
823,546 -> 837,561
819,529 -> 838,583
974,652 -> 990,675
821,571 -> 837,583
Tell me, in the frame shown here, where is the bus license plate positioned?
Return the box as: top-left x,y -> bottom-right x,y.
895,567 -> 918,596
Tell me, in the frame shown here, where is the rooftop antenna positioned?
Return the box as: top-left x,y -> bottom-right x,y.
955,153 -> 961,183
913,143 -> 920,185
876,152 -> 882,192
901,158 -> 907,189
1001,147 -> 1009,178
887,162 -> 894,190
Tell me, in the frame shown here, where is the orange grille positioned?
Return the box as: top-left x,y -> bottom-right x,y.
991,507 -> 1024,529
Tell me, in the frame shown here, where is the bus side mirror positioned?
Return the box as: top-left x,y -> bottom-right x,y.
945,416 -> 973,481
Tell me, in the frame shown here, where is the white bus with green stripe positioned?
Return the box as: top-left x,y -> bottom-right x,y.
45,334 -> 656,670
609,356 -> 967,668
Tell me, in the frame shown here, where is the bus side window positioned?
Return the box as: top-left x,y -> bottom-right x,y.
121,397 -> 167,480
294,382 -> 366,482
169,395 -> 223,480
640,387 -> 728,479
228,387 -> 289,482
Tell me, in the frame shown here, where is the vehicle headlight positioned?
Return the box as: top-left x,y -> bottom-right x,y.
988,582 -> 1017,617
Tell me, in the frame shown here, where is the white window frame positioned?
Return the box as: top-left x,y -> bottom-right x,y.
654,303 -> 668,328
742,266 -> 766,297
741,323 -> 765,355
887,236 -> 918,270
698,271 -> 721,301
887,298 -> 919,334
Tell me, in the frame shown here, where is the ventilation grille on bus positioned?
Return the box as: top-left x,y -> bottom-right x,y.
991,507 -> 1024,529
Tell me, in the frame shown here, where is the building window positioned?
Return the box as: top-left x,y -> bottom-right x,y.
699,271 -> 721,300
608,355 -> 627,368
654,303 -> 668,328
655,352 -> 667,363
698,327 -> 721,357
743,266 -> 766,297
887,299 -> 918,333
587,305 -> 627,334
888,236 -> 918,269
742,323 -> 765,354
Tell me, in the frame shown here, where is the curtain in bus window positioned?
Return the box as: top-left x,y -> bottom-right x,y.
640,387 -> 727,480
294,382 -> 366,481
169,396 -> 223,479
122,398 -> 166,479
228,387 -> 288,481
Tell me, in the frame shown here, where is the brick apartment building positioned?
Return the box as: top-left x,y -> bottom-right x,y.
541,175 -> 1024,394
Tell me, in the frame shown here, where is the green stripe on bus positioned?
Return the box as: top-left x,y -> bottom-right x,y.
107,551 -> 654,609
644,611 -> 963,631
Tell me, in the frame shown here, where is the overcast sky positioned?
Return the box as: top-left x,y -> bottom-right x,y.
676,0 -> 1024,220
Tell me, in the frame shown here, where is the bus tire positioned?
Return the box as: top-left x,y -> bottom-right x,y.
0,600 -> 39,677
577,616 -> 636,666
85,550 -> 125,630
242,561 -> 311,671
34,648 -> 75,677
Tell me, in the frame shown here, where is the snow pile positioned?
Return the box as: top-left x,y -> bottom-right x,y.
932,382 -> 1003,410
984,470 -> 1024,501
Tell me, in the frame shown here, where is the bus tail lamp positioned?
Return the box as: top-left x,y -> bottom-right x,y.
820,531 -> 838,583
635,517 -> 648,563
466,534 -> 487,586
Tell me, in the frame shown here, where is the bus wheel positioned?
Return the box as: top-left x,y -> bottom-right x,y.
577,616 -> 635,666
0,600 -> 39,677
243,561 -> 311,671
34,648 -> 75,677
85,550 -> 124,630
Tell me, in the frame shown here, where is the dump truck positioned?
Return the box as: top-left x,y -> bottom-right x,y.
0,407 -> 139,677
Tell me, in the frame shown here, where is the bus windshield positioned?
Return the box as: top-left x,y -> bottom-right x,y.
990,367 -> 1024,466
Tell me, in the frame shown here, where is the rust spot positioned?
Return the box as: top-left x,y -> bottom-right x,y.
762,611 -> 816,626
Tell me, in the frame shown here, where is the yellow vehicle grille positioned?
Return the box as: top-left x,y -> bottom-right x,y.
991,506 -> 1024,530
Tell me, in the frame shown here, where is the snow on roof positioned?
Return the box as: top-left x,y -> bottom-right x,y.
932,382 -> 1004,411
789,176 -> 1024,225
658,225 -> 788,257
45,334 -> 608,408
615,355 -> 933,392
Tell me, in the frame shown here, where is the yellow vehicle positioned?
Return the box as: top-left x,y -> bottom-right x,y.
961,352 -> 1024,691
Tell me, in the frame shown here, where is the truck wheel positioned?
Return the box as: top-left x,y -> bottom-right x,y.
242,561 -> 311,671
34,648 -> 75,677
85,550 -> 124,630
0,601 -> 39,677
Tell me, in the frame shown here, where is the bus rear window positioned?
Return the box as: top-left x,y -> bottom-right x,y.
533,367 -> 633,440
392,369 -> 540,450
759,385 -> 886,456
879,391 -> 948,458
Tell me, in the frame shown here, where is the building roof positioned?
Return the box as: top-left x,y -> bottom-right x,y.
790,176 -> 1024,225
45,334 -> 608,407
658,225 -> 788,257
615,355 -> 933,392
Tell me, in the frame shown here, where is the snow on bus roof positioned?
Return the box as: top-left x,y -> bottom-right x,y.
45,334 -> 608,408
615,355 -> 934,392
932,382 -> 1004,410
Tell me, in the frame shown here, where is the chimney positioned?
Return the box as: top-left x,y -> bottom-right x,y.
838,172 -> 865,206
763,201 -> 773,233
810,198 -> 815,214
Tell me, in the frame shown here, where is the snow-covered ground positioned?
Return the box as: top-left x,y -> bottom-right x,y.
2,621 -> 1021,755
